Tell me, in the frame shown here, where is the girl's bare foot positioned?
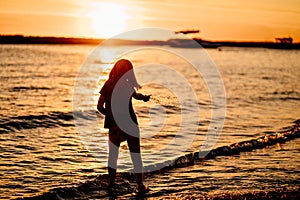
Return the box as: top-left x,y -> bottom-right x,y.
136,184 -> 150,193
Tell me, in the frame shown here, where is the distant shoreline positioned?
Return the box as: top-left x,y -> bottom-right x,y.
1,35 -> 300,49
0,35 -> 103,45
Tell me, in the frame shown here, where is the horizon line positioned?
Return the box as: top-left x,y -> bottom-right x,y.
1,34 -> 299,43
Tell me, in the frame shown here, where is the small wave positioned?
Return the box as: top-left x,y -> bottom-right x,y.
38,156 -> 80,164
20,120 -> 300,199
0,110 -> 101,134
10,86 -> 51,92
193,120 -> 300,161
258,96 -> 300,102
0,112 -> 74,134
261,90 -> 300,102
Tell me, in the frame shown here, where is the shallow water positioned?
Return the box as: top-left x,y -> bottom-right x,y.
19,129 -> 300,199
0,44 -> 299,199
143,137 -> 300,199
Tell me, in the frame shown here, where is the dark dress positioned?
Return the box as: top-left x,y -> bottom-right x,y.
100,79 -> 138,128
100,79 -> 140,153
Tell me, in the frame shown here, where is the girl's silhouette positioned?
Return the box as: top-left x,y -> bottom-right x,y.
97,59 -> 150,193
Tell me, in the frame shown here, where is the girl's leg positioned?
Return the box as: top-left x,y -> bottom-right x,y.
127,134 -> 143,185
108,128 -> 121,187
127,135 -> 149,192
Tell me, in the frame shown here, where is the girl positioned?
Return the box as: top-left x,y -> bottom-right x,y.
97,59 -> 150,192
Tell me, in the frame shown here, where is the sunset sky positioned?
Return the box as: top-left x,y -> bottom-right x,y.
0,0 -> 300,41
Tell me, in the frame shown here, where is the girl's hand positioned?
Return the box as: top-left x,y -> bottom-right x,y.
97,95 -> 106,115
143,95 -> 151,102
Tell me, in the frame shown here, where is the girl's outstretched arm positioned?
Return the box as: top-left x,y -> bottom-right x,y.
97,95 -> 106,115
133,92 -> 151,102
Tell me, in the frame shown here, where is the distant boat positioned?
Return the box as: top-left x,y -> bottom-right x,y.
196,40 -> 221,48
175,30 -> 200,34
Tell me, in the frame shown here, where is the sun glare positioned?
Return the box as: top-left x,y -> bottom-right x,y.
87,2 -> 130,38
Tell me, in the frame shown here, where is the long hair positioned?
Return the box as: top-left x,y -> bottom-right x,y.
108,59 -> 140,89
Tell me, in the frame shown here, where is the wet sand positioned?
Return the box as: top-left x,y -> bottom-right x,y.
20,173 -> 300,200
165,189 -> 300,200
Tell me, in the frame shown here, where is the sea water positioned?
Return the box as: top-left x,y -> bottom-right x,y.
0,44 -> 299,198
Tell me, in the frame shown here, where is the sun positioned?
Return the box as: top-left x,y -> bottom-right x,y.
87,2 -> 129,38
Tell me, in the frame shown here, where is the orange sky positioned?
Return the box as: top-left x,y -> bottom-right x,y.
0,0 -> 300,41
